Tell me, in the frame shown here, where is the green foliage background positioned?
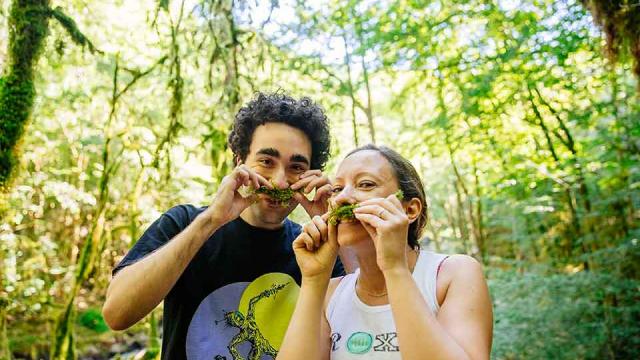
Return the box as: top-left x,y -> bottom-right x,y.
0,0 -> 638,359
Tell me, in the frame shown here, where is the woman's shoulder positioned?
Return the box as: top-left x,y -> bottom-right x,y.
439,254 -> 483,274
434,254 -> 485,306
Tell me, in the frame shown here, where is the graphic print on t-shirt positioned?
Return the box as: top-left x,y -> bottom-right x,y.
186,273 -> 299,360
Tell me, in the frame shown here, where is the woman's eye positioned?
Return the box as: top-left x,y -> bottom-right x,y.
359,182 -> 375,188
331,187 -> 343,193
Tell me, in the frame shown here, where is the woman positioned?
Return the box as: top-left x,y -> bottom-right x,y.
277,145 -> 493,360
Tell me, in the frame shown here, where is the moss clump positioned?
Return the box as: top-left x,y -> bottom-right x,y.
0,1 -> 98,189
254,183 -> 300,206
328,203 -> 359,225
580,0 -> 640,89
0,0 -> 51,189
328,190 -> 404,225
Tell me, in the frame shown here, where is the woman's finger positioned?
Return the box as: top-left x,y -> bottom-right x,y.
304,222 -> 322,248
292,234 -> 307,251
328,219 -> 338,248
358,196 -> 401,212
311,215 -> 328,244
387,193 -> 405,212
299,232 -> 315,251
353,213 -> 379,239
354,212 -> 385,228
354,204 -> 391,220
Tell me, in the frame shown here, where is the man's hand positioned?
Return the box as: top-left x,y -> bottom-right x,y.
205,165 -> 272,226
291,170 -> 332,218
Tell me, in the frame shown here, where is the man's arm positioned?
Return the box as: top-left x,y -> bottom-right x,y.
102,165 -> 270,330
102,211 -> 220,330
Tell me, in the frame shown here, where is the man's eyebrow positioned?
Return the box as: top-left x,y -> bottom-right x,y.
290,154 -> 310,165
256,148 -> 280,157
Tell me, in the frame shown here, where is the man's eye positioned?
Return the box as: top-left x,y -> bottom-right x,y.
259,159 -> 272,166
359,182 -> 375,188
291,164 -> 306,172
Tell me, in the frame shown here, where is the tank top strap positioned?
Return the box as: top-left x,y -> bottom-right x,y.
326,270 -> 359,322
413,250 -> 449,314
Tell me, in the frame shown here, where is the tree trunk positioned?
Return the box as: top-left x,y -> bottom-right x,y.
353,18 -> 375,143
472,159 -> 486,261
342,33 -> 359,146
0,0 -> 50,189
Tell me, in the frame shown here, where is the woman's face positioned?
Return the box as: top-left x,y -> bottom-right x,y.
330,150 -> 399,246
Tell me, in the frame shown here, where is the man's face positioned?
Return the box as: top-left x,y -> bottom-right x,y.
241,122 -> 312,228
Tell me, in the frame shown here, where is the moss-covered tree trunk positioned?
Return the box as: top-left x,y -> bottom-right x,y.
0,0 -> 50,190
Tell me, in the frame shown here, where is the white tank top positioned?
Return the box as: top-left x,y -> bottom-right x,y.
325,251 -> 448,359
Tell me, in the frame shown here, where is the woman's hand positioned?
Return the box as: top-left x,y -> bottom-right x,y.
292,214 -> 339,282
353,194 -> 410,273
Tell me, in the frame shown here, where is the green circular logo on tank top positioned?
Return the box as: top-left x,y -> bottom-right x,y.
347,332 -> 373,354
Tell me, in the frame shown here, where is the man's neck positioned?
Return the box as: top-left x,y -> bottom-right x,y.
239,207 -> 285,230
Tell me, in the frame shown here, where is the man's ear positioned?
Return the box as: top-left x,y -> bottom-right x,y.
405,198 -> 422,224
234,155 -> 242,166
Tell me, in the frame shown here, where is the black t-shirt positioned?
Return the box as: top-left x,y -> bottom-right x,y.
113,204 -> 344,360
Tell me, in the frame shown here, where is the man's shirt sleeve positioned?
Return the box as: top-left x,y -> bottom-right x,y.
112,205 -> 191,276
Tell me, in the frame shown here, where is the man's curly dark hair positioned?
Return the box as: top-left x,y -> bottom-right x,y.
228,92 -> 331,170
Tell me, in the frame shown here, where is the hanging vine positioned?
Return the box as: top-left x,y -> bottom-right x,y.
153,0 -> 186,182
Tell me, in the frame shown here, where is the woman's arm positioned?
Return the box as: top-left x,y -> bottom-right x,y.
277,278 -> 330,360
277,215 -> 339,360
353,195 -> 492,360
278,277 -> 341,360
385,255 -> 492,360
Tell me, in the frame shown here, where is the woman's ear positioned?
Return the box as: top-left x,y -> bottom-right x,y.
405,198 -> 422,224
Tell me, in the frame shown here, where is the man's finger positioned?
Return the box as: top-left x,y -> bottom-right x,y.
234,168 -> 251,187
313,184 -> 332,202
293,192 -> 310,205
290,175 -> 315,190
299,169 -> 322,179
254,172 -> 272,188
304,176 -> 329,194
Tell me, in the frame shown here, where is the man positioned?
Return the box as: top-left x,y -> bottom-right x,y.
102,92 -> 345,359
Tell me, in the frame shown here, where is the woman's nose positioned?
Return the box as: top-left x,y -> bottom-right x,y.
333,186 -> 357,206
